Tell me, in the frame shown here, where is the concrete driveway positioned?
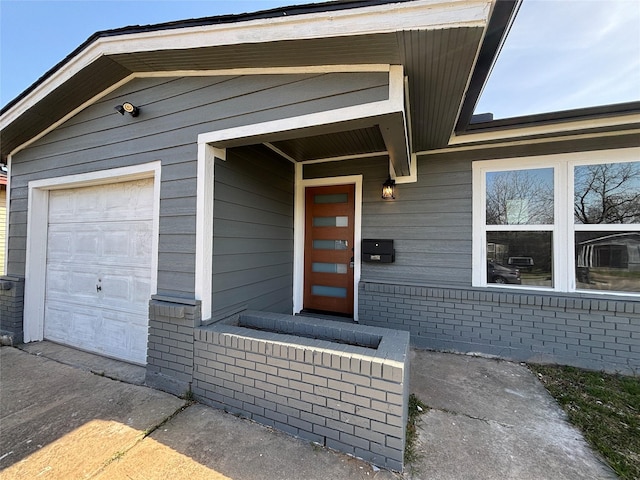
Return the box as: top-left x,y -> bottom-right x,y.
0,343 -> 615,479
0,345 -> 395,480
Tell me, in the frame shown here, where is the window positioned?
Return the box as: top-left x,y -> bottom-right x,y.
485,167 -> 554,287
473,148 -> 640,295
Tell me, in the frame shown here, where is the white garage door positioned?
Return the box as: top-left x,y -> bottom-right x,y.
44,178 -> 154,365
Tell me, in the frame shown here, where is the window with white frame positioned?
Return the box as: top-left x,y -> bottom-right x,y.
473,147 -> 640,295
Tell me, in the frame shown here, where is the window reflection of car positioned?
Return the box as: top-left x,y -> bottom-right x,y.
508,256 -> 534,272
487,261 -> 521,284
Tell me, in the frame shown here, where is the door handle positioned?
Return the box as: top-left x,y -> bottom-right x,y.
96,284 -> 102,292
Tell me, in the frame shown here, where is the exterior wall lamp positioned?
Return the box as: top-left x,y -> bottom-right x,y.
382,175 -> 396,199
114,102 -> 140,117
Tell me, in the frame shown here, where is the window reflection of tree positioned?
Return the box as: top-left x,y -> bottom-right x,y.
486,170 -> 554,225
574,162 -> 640,225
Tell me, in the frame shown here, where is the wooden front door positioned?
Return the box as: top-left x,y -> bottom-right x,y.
304,184 -> 355,315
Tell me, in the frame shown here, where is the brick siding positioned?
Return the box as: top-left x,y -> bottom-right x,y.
192,312 -> 410,471
145,296 -> 201,396
0,276 -> 24,344
359,281 -> 640,374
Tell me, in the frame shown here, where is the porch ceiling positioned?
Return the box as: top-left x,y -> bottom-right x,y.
269,126 -> 386,163
0,4 -> 493,162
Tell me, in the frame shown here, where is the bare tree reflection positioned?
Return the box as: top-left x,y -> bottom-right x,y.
574,162 -> 640,224
486,169 -> 554,225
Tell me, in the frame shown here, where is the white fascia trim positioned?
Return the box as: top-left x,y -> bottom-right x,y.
388,65 -> 406,112
102,0 -> 489,53
7,74 -> 135,158
394,153 -> 418,184
140,65 -> 390,77
199,100 -> 396,146
1,0 -> 490,129
448,113 -> 640,147
420,127 -> 640,157
2,65 -> 389,131
293,170 -> 363,321
198,65 -> 405,146
23,161 -> 161,343
6,65 -> 390,158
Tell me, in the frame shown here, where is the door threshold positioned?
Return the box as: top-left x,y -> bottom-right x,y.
297,309 -> 357,323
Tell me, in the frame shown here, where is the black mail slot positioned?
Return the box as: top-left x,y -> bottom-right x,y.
362,239 -> 395,263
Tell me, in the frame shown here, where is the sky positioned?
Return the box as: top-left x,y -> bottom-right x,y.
1,0 -> 639,119
475,0 -> 640,117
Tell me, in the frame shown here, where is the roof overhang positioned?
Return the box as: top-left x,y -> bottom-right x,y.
197,64 -> 412,174
438,101 -> 640,155
0,0 -> 518,166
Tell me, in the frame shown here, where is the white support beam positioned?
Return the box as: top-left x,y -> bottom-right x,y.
195,143 -> 219,322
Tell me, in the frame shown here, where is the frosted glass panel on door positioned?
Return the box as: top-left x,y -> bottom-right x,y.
313,240 -> 348,250
312,262 -> 348,274
313,216 -> 349,227
312,285 -> 347,298
314,193 -> 348,204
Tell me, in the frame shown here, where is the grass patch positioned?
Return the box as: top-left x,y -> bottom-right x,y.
405,393 -> 429,466
529,364 -> 640,479
182,388 -> 195,401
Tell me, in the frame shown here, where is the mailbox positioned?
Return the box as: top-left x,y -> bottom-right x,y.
362,239 -> 395,263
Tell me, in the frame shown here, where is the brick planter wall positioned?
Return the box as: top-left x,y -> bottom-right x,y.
145,296 -> 201,396
192,311 -> 410,471
0,275 -> 24,344
359,281 -> 640,374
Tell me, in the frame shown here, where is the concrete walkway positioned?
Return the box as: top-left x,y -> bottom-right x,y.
0,343 -> 616,479
408,349 -> 616,479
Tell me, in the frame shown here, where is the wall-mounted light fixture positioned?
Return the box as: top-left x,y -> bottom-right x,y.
382,175 -> 396,200
114,102 -> 140,117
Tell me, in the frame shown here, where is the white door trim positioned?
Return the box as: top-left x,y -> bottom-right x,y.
293,164 -> 362,320
23,162 -> 161,343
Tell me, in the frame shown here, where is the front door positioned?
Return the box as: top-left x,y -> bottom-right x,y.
304,184 -> 355,315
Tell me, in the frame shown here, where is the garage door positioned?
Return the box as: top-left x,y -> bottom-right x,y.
44,178 -> 154,365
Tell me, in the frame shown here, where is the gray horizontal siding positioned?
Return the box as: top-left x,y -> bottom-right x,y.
212,145 -> 294,320
304,135 -> 639,289
16,73 -> 389,171
8,71 -> 387,299
304,155 -> 473,285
